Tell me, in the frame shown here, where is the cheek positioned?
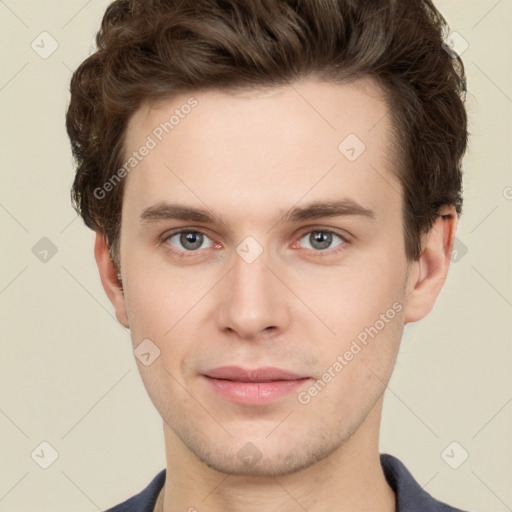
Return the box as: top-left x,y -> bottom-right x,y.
305,302 -> 404,422
293,256 -> 406,340
123,281 -> 165,338
122,273 -> 194,405
122,264 -> 214,359
290,250 -> 406,402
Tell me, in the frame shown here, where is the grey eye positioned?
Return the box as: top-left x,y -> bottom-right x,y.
299,231 -> 344,251
167,231 -> 213,251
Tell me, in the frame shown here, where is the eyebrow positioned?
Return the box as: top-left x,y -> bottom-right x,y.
139,199 -> 376,226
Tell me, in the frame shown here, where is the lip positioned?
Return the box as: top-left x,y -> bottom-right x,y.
201,366 -> 312,406
203,366 -> 307,382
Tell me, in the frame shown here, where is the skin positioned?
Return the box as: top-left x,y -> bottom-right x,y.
95,76 -> 457,512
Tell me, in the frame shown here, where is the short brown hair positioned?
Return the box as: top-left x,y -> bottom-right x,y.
66,0 -> 468,269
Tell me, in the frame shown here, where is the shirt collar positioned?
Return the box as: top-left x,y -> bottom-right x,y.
380,453 -> 466,511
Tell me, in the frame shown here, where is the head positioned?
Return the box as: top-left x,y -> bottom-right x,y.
66,0 -> 468,477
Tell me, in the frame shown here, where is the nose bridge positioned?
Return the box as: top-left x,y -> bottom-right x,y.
218,239 -> 287,338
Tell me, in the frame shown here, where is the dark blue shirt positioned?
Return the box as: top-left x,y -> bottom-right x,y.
104,453 -> 469,511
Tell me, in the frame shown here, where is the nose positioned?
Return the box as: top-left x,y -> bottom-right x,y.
216,245 -> 290,340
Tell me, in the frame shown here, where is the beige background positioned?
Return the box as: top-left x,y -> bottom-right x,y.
0,0 -> 511,510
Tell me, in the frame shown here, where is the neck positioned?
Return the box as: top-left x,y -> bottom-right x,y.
160,398 -> 396,512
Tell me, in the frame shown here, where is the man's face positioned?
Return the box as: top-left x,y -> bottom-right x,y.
117,77 -> 413,476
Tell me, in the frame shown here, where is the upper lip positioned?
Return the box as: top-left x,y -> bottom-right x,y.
202,366 -> 309,382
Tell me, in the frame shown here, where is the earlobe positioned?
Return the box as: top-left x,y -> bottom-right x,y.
403,207 -> 458,324
94,232 -> 130,328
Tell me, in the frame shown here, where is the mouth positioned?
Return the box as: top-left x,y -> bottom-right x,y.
201,366 -> 312,405
203,365 -> 308,382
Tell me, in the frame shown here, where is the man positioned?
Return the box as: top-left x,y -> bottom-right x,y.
66,0 -> 470,510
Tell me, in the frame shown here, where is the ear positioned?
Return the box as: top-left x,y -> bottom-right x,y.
94,231 -> 129,329
403,206 -> 458,323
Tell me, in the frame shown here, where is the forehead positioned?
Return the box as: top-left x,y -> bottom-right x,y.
121,77 -> 400,226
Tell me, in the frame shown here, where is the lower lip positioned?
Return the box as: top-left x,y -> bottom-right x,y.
202,376 -> 311,406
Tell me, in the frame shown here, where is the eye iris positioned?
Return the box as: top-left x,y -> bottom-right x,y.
310,231 -> 332,250
180,232 -> 203,250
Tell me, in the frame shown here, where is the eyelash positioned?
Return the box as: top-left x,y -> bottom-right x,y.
160,227 -> 350,259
